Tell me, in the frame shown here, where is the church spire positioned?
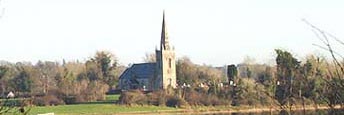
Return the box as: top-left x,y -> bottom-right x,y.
161,10 -> 170,50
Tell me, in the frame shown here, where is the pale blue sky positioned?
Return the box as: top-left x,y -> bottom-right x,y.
0,0 -> 344,66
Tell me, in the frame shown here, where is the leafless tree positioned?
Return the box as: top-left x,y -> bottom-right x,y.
142,52 -> 156,63
303,19 -> 344,109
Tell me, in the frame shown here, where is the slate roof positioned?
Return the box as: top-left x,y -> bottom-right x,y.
119,63 -> 156,80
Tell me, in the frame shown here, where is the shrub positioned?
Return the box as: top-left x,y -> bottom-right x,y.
33,97 -> 45,106
146,90 -> 167,106
43,95 -> 64,106
184,89 -> 203,106
166,96 -> 188,108
235,78 -> 275,106
207,95 -> 227,106
33,95 -> 64,106
62,96 -> 76,104
119,90 -> 147,105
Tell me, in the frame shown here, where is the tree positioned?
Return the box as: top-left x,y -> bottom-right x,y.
243,56 -> 256,65
90,51 -> 118,87
53,61 -> 110,103
0,66 -> 8,95
86,60 -> 103,81
297,56 -> 328,106
176,57 -> 197,85
234,78 -> 274,106
274,49 -> 300,107
143,52 -> 156,63
227,64 -> 237,83
304,19 -> 344,109
176,57 -> 224,87
0,66 -> 7,79
10,64 -> 40,94
14,71 -> 32,93
35,61 -> 59,94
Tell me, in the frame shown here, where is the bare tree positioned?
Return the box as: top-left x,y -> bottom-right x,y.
303,19 -> 344,109
142,52 -> 156,63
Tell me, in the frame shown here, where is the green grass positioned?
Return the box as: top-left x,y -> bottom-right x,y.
105,94 -> 120,102
28,94 -> 177,115
0,98 -> 26,106
75,94 -> 120,105
29,104 -> 177,115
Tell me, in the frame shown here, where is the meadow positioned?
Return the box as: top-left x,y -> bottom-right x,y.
29,94 -> 177,115
30,104 -> 177,115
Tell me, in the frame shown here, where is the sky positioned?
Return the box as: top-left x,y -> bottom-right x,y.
0,0 -> 344,66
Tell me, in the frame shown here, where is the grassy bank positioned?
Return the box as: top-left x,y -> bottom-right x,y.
30,104 -> 178,115
23,94 -> 343,115
29,94 -> 178,115
29,104 -> 341,115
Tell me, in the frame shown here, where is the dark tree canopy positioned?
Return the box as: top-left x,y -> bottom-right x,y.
274,49 -> 300,106
227,64 -> 237,82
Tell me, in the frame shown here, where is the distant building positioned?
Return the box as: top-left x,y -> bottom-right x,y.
118,12 -> 176,91
7,91 -> 15,98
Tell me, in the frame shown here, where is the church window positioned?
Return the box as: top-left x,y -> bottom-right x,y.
168,58 -> 172,68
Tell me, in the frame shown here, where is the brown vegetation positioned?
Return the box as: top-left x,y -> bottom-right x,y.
0,51 -> 122,106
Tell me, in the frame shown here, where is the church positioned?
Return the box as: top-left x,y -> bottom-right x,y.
118,12 -> 177,91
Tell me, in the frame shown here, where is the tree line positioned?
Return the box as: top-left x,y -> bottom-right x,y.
120,49 -> 344,110
0,47 -> 343,112
0,51 -> 123,105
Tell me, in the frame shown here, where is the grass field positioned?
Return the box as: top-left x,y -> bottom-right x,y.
30,104 -> 177,115
28,94 -> 178,115
6,95 -> 340,115
105,94 -> 120,102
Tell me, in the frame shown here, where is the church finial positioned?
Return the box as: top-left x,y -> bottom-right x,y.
161,10 -> 170,50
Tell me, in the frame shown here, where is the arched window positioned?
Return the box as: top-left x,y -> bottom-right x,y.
168,58 -> 172,68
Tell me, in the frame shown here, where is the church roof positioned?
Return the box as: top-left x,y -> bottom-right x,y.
119,63 -> 156,80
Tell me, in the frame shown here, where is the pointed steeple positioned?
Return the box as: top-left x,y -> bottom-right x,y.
161,10 -> 170,50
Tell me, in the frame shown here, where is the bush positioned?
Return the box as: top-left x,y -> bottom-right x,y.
33,95 -> 64,106
184,89 -> 203,106
146,90 -> 166,106
166,96 -> 188,108
207,95 -> 227,106
184,88 -> 229,106
44,95 -> 64,106
33,97 -> 45,106
119,90 -> 148,105
235,78 -> 275,106
63,96 -> 76,104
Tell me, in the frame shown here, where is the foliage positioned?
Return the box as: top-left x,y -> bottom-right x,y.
143,52 -> 156,63
176,56 -> 225,87
33,95 -> 64,106
227,64 -> 237,81
1,38 -> 344,110
105,94 -> 120,102
0,50 -> 120,107
176,57 -> 198,85
89,51 -> 119,87
118,90 -> 148,105
165,96 -> 188,108
303,20 -> 344,109
236,78 -> 275,106
118,90 -> 189,108
274,49 -> 300,106
0,98 -> 32,114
